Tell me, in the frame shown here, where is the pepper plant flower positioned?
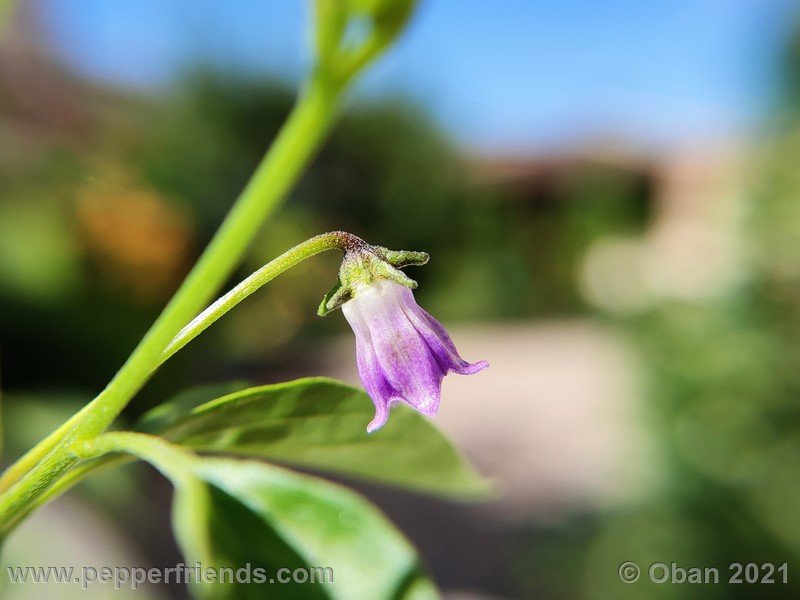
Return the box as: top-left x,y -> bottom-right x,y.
320,241 -> 488,432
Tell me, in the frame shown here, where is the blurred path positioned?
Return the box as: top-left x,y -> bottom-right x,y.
319,320 -> 653,519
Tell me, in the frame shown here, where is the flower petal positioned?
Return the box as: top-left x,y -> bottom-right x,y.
342,291 -> 398,431
349,282 -> 444,415
398,286 -> 489,375
341,279 -> 488,431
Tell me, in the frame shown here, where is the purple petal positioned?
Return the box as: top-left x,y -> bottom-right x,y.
341,290 -> 397,431
341,280 -> 488,432
398,286 -> 489,375
348,282 -> 444,412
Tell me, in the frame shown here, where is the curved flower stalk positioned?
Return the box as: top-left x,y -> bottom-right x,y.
0,0 -> 421,532
321,242 -> 488,432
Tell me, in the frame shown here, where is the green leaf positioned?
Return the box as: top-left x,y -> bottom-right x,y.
138,377 -> 489,498
138,381 -> 250,433
163,452 -> 438,599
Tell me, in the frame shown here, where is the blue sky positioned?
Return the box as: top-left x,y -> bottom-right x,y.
35,0 -> 800,152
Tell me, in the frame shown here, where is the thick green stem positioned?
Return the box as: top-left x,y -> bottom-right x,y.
0,231 -> 361,496
0,0 -> 416,537
0,226 -> 360,512
0,78 -> 345,531
0,229 -> 360,531
75,79 -> 343,441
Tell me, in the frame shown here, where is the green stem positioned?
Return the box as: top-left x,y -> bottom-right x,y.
0,0 -> 415,537
0,77 -> 345,531
0,230 -> 359,530
0,230 -> 359,497
9,455 -> 133,526
76,79 -> 344,441
72,432 -> 196,485
158,231 -> 362,366
11,224 -> 350,505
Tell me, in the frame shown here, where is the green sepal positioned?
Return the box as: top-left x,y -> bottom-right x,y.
318,242 -> 428,316
372,260 -> 418,289
318,281 -> 353,316
372,246 -> 429,268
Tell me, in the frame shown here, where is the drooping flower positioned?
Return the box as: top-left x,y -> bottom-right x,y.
319,240 -> 488,432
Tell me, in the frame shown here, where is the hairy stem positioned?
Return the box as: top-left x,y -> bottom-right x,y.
0,0 -> 417,536
0,78 -> 344,531
0,225 -> 358,530
0,231 -> 360,498
159,230 -> 362,365
76,79 -> 343,440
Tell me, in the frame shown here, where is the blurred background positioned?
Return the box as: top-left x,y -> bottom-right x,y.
2,0 -> 800,598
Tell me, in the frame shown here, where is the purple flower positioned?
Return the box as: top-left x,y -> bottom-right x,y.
341,280 -> 488,432
316,237 -> 487,431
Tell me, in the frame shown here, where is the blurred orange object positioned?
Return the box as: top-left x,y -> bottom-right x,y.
75,175 -> 193,300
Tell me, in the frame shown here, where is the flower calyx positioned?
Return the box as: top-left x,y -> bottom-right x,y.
318,243 -> 429,316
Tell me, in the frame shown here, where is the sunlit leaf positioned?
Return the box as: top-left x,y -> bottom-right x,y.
138,377 -> 488,498
166,454 -> 437,599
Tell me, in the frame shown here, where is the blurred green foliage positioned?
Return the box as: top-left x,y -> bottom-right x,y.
0,69 -> 646,403
516,27 -> 800,600
8,20 -> 800,598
